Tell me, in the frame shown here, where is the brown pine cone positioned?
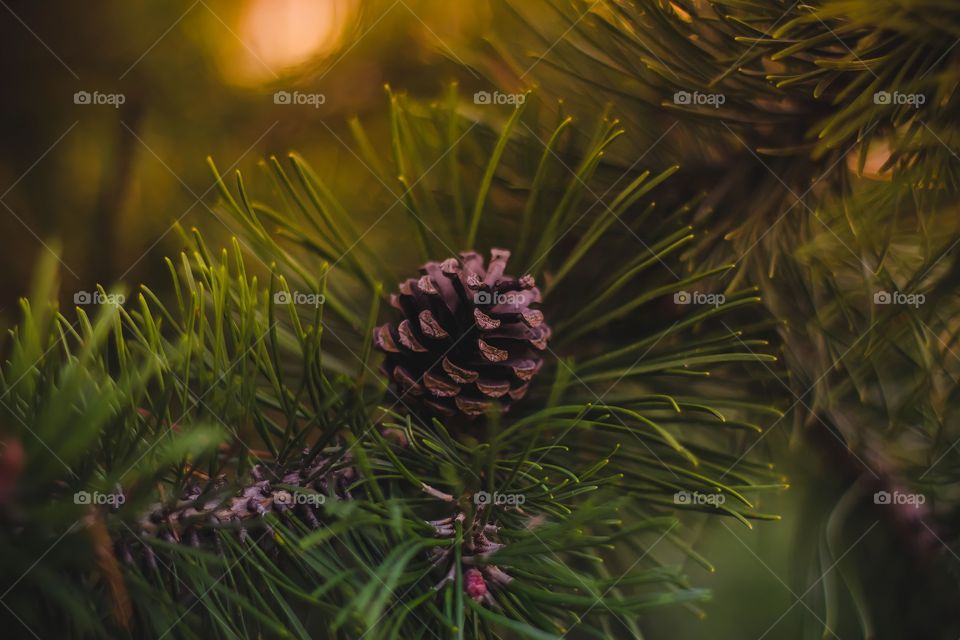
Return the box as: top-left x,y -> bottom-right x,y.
373,249 -> 549,418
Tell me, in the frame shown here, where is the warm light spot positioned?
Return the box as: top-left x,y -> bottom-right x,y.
225,0 -> 357,85
847,137 -> 893,181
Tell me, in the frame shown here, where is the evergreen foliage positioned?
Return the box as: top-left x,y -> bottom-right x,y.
0,90 -> 781,639
7,0 -> 959,636
475,0 -> 960,636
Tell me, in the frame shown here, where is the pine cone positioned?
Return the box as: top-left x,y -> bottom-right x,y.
373,249 -> 549,418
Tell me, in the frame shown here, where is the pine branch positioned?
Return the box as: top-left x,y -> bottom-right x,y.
0,88 -> 783,639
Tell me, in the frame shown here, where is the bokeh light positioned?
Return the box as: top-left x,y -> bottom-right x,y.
224,0 -> 358,85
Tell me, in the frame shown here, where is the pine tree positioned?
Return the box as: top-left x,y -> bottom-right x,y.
472,0 -> 960,636
0,88 -> 782,639
5,0 -> 957,637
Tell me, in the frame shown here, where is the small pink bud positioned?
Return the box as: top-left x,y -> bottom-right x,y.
465,568 -> 487,601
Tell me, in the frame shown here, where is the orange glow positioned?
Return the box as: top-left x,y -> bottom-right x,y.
226,0 -> 357,84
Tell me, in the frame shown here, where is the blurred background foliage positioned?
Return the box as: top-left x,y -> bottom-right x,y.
2,0 -> 959,637
0,0 -> 488,308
